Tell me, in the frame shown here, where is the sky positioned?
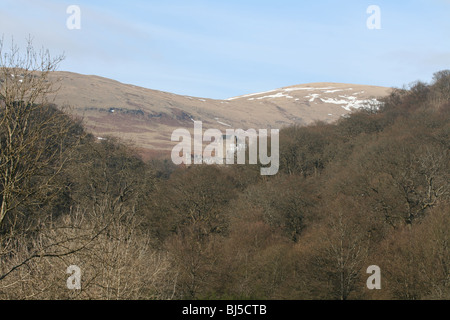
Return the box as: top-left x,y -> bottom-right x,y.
1,0 -> 450,99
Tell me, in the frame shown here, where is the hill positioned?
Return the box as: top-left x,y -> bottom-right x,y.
48,71 -> 391,157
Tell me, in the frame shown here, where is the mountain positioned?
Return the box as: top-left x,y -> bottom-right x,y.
47,71 -> 392,158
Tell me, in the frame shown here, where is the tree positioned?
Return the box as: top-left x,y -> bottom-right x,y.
146,165 -> 237,244
303,195 -> 372,300
377,203 -> 450,299
429,70 -> 450,109
0,37 -> 80,228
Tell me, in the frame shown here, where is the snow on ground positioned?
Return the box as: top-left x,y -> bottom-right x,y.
305,93 -> 320,102
283,86 -> 335,92
226,89 -> 278,100
227,86 -> 335,100
226,87 -> 382,111
216,120 -> 232,127
321,96 -> 382,111
250,92 -> 294,100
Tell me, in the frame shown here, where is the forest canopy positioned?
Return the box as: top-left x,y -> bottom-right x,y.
0,41 -> 448,300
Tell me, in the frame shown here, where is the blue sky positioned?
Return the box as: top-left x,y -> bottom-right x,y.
1,0 -> 450,99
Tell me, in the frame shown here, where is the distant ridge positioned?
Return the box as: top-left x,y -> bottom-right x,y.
46,71 -> 392,158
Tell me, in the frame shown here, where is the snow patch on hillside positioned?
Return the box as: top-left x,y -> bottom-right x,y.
226,86 -> 383,111
321,96 -> 382,111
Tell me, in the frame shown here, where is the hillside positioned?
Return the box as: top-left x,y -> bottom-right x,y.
48,71 -> 391,156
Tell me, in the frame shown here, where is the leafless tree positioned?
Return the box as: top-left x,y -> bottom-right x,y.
0,36 -> 76,227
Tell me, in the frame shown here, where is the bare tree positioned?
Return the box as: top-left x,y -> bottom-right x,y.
431,70 -> 450,108
310,196 -> 371,300
0,37 -> 91,293
0,200 -> 176,299
0,36 -> 78,227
